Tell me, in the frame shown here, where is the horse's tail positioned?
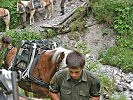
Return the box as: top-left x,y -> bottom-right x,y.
5,9 -> 10,22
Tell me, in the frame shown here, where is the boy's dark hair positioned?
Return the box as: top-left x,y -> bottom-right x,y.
1,36 -> 11,44
66,50 -> 85,68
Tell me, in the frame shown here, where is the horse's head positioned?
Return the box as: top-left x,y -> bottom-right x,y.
17,1 -> 26,13
52,47 -> 72,70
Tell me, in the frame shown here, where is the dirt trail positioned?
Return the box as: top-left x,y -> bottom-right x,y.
19,0 -> 85,32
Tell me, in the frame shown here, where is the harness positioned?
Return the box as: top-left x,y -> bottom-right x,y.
31,0 -> 42,9
10,40 -> 57,89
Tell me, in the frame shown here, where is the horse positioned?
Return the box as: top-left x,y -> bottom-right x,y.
0,8 -> 10,31
17,0 -> 53,25
4,45 -> 72,98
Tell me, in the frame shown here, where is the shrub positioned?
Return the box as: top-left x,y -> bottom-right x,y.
99,46 -> 133,72
4,29 -> 45,47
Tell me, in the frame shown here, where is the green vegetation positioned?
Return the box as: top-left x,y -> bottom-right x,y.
76,40 -> 90,54
110,93 -> 127,100
4,29 -> 45,47
98,74 -> 115,96
46,29 -> 57,38
89,0 -> 133,72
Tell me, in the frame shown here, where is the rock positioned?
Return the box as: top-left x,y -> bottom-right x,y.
115,84 -> 123,92
102,92 -> 109,99
131,81 -> 133,87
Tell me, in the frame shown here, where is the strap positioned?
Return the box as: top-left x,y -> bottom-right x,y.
22,43 -> 37,78
37,48 -> 42,80
29,50 -> 49,89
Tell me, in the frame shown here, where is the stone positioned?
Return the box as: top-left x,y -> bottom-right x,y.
115,84 -> 123,92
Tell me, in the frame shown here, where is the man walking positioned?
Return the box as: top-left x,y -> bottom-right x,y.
49,50 -> 100,100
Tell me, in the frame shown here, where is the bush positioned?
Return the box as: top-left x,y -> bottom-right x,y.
4,29 -> 45,47
89,0 -> 133,35
90,0 -> 133,72
99,46 -> 133,72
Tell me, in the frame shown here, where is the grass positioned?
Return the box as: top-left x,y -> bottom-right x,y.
89,0 -> 133,73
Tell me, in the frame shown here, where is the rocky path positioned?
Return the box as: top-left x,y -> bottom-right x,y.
19,0 -> 86,32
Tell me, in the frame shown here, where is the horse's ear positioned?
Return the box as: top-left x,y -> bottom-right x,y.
56,52 -> 65,64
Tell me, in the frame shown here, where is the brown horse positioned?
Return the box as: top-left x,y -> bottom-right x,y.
0,8 -> 10,31
17,0 -> 53,25
4,46 -> 72,98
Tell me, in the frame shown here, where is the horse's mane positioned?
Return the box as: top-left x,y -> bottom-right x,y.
52,47 -> 72,69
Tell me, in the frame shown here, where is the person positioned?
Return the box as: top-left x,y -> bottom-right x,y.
60,0 -> 66,15
49,50 -> 100,100
60,0 -> 72,15
0,35 -> 11,48
60,0 -> 84,15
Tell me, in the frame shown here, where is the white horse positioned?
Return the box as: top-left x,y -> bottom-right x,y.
0,8 -> 10,31
17,0 -> 53,26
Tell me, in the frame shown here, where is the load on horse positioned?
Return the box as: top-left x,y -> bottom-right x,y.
17,0 -> 53,25
3,39 -> 73,98
0,8 -> 10,31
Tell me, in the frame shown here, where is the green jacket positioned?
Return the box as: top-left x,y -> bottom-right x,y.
49,68 -> 100,100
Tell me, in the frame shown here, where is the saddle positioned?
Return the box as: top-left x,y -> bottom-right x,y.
11,39 -> 56,73
31,0 -> 42,9
10,40 -> 57,88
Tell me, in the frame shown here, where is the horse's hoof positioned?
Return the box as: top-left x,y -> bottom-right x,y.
60,11 -> 64,16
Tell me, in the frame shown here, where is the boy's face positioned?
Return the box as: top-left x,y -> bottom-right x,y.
68,66 -> 83,79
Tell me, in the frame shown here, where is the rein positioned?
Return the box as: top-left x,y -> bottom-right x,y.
29,50 -> 50,89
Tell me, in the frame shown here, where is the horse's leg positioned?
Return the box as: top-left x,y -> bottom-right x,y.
3,17 -> 9,31
30,10 -> 35,25
44,6 -> 48,20
47,2 -> 53,19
